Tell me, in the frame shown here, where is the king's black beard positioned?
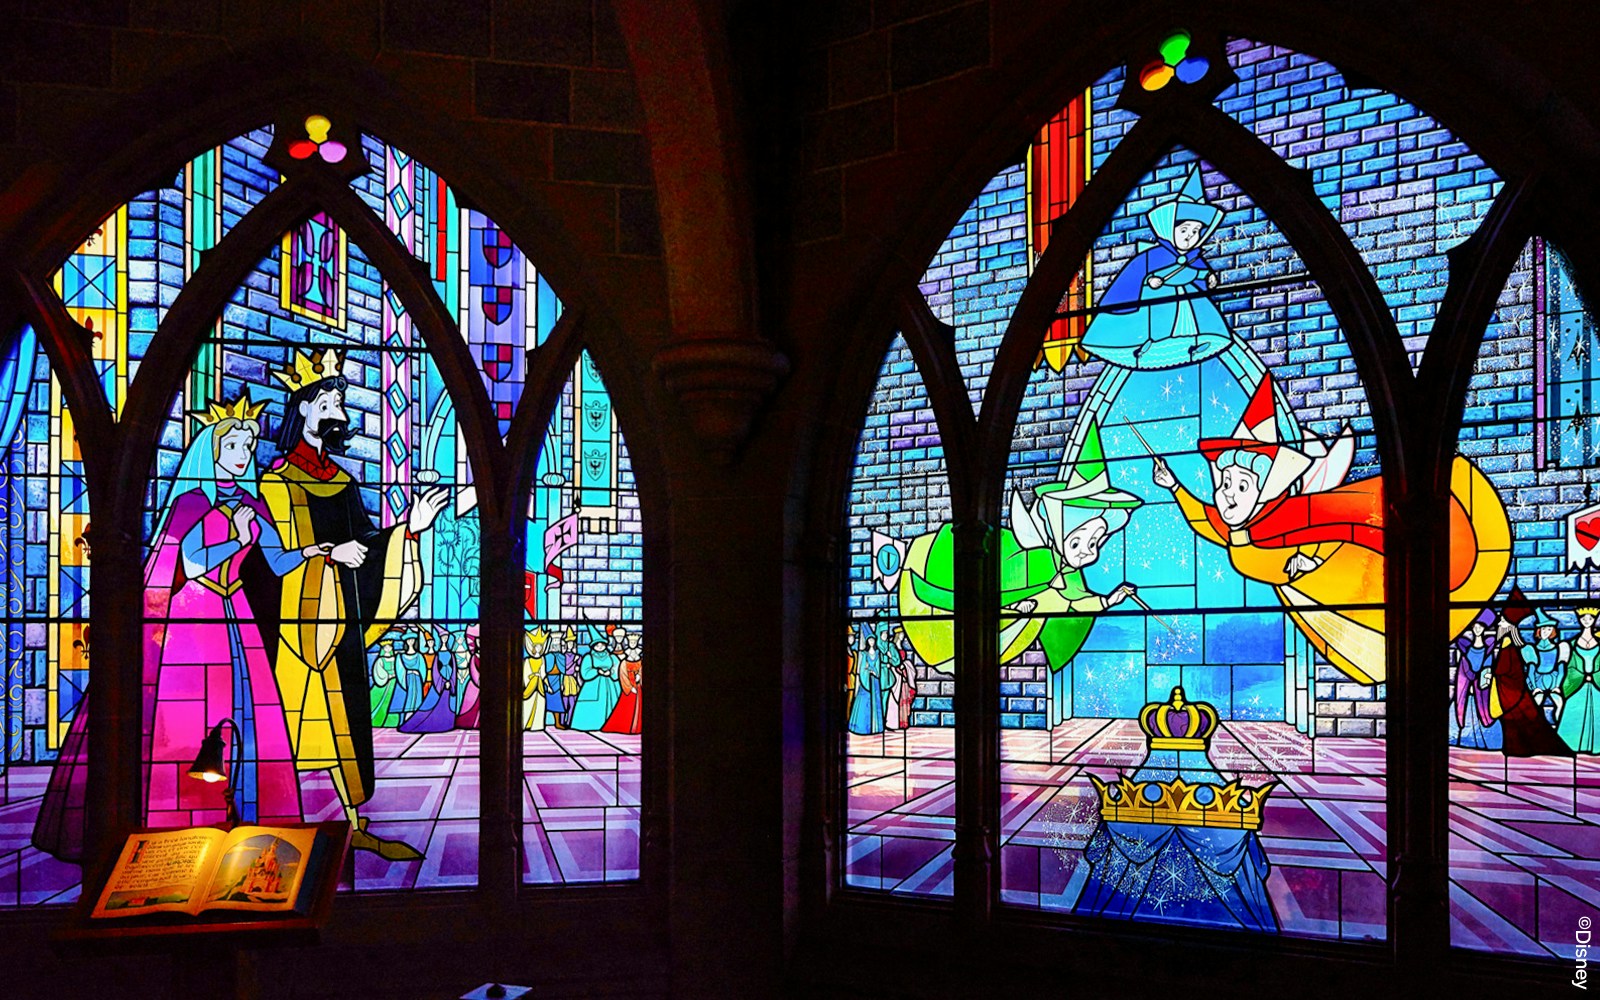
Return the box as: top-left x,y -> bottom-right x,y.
312,417 -> 352,454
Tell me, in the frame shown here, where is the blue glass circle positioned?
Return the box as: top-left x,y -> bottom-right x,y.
1175,55 -> 1210,84
875,544 -> 901,576
1194,785 -> 1216,806
1142,783 -> 1164,803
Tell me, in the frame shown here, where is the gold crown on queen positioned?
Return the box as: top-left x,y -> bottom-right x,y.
195,391 -> 268,426
272,348 -> 346,393
1088,687 -> 1275,831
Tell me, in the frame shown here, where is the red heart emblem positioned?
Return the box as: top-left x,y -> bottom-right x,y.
1577,515 -> 1600,551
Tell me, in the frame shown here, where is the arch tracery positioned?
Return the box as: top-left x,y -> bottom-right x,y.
0,114 -> 652,901
832,29 -> 1581,960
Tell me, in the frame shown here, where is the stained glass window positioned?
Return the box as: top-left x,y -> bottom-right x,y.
0,327 -> 89,905
521,352 -> 643,885
845,34 -> 1514,945
9,121 -> 602,903
356,135 -> 563,439
844,334 -> 955,896
1450,238 -> 1600,958
997,152 -> 1394,940
121,237 -> 483,891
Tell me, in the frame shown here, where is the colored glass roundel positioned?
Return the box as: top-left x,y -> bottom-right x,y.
1141,31 -> 1209,92
288,114 -> 347,163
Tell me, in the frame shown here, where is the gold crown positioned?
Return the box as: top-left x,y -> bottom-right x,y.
1090,774 -> 1275,831
195,391 -> 268,427
272,348 -> 345,393
1139,686 -> 1220,751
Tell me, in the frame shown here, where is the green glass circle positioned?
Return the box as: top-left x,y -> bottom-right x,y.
1158,31 -> 1192,66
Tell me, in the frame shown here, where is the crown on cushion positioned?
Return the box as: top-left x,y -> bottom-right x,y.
1138,685 -> 1220,751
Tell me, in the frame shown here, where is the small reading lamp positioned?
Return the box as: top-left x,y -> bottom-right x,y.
186,718 -> 242,827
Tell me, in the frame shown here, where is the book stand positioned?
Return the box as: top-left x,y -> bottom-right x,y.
52,820 -> 351,997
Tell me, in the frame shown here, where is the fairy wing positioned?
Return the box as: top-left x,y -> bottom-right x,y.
1300,424 -> 1355,494
1010,489 -> 1050,550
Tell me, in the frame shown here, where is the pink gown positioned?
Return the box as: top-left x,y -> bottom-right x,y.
35,486 -> 303,859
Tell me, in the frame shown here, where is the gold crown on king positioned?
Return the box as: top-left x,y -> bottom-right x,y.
272,348 -> 345,393
1090,687 -> 1275,831
195,391 -> 268,427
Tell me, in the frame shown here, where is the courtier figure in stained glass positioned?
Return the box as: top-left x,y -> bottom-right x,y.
1153,375 -> 1509,685
454,626 -> 482,729
1452,612 -> 1502,750
847,621 -> 888,736
261,349 -> 449,861
523,628 -> 550,731
1487,596 -> 1573,757
35,395 -> 329,859
1560,606 -> 1600,753
1526,607 -> 1567,726
602,632 -> 643,735
398,629 -> 459,735
371,641 -> 402,728
570,626 -> 622,731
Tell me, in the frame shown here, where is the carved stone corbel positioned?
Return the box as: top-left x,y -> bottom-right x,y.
653,337 -> 789,463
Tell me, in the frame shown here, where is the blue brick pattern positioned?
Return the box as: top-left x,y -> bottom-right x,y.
917,68 -> 1128,410
846,334 -> 953,724
126,128 -> 278,365
1462,240 -> 1600,606
1219,39 -> 1501,368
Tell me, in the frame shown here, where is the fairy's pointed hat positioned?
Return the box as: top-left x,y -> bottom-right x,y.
1146,163 -> 1224,247
1035,418 -> 1143,539
1198,375 -> 1311,505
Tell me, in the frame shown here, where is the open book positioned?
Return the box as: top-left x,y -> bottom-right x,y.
90,825 -> 328,920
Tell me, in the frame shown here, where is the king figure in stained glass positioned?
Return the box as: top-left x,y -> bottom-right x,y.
261,349 -> 450,861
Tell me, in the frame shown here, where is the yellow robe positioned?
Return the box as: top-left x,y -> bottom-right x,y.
1171,456 -> 1509,686
261,457 -> 424,806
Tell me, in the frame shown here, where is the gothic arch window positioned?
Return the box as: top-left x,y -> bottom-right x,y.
843,332 -> 956,896
1451,238 -> 1600,957
521,350 -> 644,885
1,113 -> 647,902
0,328 -> 89,905
834,30 -> 1564,955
